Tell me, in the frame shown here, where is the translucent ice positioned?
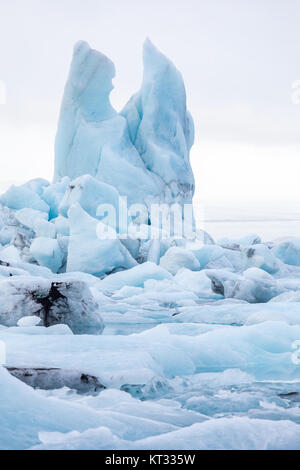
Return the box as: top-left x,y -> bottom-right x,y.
41,177 -> 70,219
242,244 -> 281,274
121,39 -> 195,207
58,175 -> 120,222
0,184 -> 49,213
160,247 -> 200,275
67,204 -> 136,276
98,262 -> 172,292
30,237 -> 63,273
54,40 -> 194,220
15,208 -> 48,231
272,239 -> 300,266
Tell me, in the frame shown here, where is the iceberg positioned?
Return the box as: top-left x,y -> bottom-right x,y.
54,40 -> 194,219
121,39 -> 195,207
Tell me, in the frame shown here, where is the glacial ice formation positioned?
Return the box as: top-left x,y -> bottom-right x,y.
54,40 -> 194,214
0,40 -> 300,450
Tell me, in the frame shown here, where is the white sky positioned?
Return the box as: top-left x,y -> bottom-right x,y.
0,0 -> 299,207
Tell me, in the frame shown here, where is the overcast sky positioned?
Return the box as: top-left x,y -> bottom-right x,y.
0,0 -> 299,206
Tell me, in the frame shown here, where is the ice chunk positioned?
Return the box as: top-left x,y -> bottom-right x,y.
129,417 -> 300,450
0,264 -> 28,278
2,319 -> 300,391
206,268 -> 283,303
119,224 -> 165,262
220,248 -> 243,271
0,205 -> 34,250
192,245 -> 224,267
5,259 -> 54,279
0,277 -> 104,334
67,204 -> 136,276
176,299 -> 300,326
272,239 -> 300,266
160,247 -> 200,275
33,219 -> 56,239
227,278 -> 281,303
0,185 -> 49,213
41,177 -> 70,219
52,215 -> 69,236
17,316 -> 41,327
0,227 -> 14,245
77,388 -> 205,428
218,234 -> 261,250
239,234 -> 262,246
22,178 -> 50,195
29,414 -> 300,450
59,174 -> 120,223
30,237 -> 63,273
3,323 -> 73,336
269,291 -> 300,302
230,267 -> 282,303
0,367 -> 112,449
98,261 -> 172,291
242,244 -> 281,274
147,239 -> 161,264
0,245 -> 21,263
174,268 -> 223,299
112,286 -> 144,299
15,208 -> 48,231
121,278 -> 198,313
120,237 -> 141,260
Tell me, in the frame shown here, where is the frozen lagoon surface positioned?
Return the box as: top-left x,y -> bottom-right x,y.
1,41 -> 300,450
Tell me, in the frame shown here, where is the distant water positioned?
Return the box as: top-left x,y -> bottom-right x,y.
196,200 -> 300,242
